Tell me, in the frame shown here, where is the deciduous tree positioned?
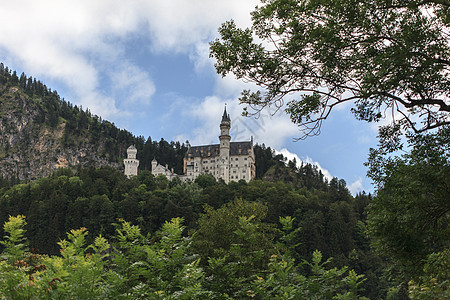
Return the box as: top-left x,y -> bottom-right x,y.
366,126 -> 450,287
210,0 -> 449,140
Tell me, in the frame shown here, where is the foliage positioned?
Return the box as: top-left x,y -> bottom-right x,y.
408,249 -> 450,299
0,215 -> 369,299
210,0 -> 449,140
0,163 -> 386,297
251,250 -> 367,299
366,127 -> 450,280
193,198 -> 275,263
0,215 -> 28,264
365,126 -> 449,299
194,199 -> 277,297
0,215 -> 208,299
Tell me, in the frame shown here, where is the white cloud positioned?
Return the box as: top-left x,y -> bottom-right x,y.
189,42 -> 215,73
110,63 -> 156,105
183,94 -> 299,149
140,0 -> 258,53
0,0 -> 259,119
213,73 -> 255,99
188,96 -> 231,145
276,148 -> 333,181
0,0 -> 144,118
79,93 -> 120,118
348,178 -> 364,195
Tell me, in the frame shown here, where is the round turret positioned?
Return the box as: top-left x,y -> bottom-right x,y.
127,145 -> 137,159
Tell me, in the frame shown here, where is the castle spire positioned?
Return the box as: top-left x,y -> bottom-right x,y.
221,105 -> 230,123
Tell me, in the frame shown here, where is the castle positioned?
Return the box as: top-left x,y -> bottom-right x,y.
126,107 -> 256,183
182,107 -> 255,183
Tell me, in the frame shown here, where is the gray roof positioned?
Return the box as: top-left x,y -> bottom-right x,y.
221,107 -> 231,123
186,144 -> 219,158
230,141 -> 252,155
186,141 -> 252,158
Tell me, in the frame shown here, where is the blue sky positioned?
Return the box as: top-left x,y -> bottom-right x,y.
0,0 -> 380,194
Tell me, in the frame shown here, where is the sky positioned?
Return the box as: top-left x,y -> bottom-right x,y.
0,0 -> 381,194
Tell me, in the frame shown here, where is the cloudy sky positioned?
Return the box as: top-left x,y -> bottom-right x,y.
0,0 -> 380,194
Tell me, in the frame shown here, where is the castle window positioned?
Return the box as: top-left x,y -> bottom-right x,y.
244,158 -> 247,160
233,170 -> 237,173
204,160 -> 208,163
235,158 -> 238,161
243,175 -> 245,178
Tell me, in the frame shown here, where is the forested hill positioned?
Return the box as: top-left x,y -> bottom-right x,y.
0,64 -> 387,298
0,63 -> 332,189
0,64 -> 188,182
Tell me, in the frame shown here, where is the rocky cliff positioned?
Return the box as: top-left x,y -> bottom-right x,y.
0,80 -> 123,181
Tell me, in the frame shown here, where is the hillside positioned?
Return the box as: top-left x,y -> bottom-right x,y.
0,64 -> 393,299
0,85 -> 120,181
0,64 -> 187,181
0,64 -> 329,187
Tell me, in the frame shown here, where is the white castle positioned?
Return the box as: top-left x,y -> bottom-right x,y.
126,107 -> 256,183
181,107 -> 256,183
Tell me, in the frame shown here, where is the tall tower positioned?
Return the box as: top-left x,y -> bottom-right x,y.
152,158 -> 158,173
219,107 -> 231,183
124,145 -> 139,178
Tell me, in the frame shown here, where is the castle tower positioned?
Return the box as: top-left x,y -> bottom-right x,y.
124,145 -> 139,178
219,107 -> 231,183
152,158 -> 158,172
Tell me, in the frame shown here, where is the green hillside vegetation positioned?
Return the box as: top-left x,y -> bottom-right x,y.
0,214 -> 369,299
1,62 -> 448,299
0,63 -> 188,181
0,164 -> 384,298
0,63 -> 305,184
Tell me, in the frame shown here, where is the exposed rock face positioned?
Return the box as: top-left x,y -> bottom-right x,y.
0,86 -> 121,181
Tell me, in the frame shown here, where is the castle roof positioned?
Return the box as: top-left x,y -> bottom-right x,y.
230,141 -> 252,155
221,107 -> 230,123
186,141 -> 252,158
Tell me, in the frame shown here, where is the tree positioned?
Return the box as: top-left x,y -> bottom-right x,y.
366,126 -> 449,289
194,174 -> 217,189
210,0 -> 449,140
193,198 -> 275,264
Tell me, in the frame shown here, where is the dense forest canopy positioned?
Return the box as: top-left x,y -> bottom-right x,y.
0,163 -> 386,298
